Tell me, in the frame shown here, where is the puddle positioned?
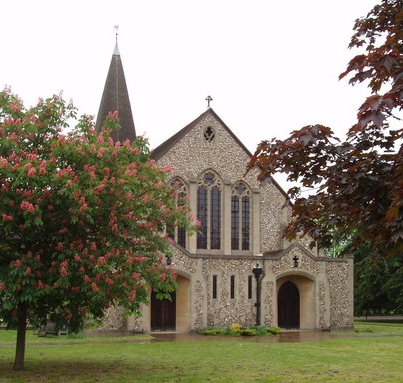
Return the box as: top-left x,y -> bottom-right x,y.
150,330 -> 347,343
0,330 -> 351,348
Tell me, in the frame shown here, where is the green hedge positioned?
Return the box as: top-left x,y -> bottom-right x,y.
199,324 -> 281,337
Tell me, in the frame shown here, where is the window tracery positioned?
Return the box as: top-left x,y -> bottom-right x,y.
203,126 -> 215,142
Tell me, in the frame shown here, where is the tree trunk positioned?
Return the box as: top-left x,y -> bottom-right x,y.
13,302 -> 28,371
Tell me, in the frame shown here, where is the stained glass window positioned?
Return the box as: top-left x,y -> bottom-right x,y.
168,179 -> 188,248
231,182 -> 250,251
197,171 -> 221,250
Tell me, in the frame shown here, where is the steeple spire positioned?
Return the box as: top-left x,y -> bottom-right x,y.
113,25 -> 120,55
95,27 -> 136,142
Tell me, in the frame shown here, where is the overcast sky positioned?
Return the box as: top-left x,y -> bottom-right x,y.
1,0 -> 378,188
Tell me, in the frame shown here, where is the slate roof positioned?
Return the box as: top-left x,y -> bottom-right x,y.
95,42 -> 136,142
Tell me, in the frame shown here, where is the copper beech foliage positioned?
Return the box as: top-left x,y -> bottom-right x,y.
0,89 -> 196,369
247,0 -> 403,255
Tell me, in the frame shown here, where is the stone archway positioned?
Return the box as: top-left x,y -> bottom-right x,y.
276,273 -> 316,330
278,281 -> 300,329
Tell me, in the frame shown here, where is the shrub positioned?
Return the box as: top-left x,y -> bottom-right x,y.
249,325 -> 269,336
267,327 -> 281,335
199,325 -> 281,337
229,323 -> 242,333
198,326 -> 229,336
239,328 -> 257,336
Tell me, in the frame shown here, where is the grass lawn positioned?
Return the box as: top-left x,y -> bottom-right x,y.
0,321 -> 402,382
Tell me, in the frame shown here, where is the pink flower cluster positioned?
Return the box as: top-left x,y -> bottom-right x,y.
2,214 -> 13,221
20,201 -> 35,212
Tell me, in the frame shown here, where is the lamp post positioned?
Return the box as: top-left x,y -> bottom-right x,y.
252,263 -> 263,325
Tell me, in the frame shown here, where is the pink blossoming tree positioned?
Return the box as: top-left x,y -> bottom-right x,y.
0,89 -> 196,370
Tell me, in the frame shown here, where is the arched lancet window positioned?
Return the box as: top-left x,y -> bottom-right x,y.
167,178 -> 188,248
231,182 -> 250,250
197,171 -> 222,250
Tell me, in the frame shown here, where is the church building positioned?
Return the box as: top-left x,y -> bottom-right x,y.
95,41 -> 354,333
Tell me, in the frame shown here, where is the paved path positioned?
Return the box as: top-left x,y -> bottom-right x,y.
0,330 -> 348,347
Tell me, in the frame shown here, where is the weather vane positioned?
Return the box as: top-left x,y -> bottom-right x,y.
114,25 -> 119,41
206,95 -> 213,109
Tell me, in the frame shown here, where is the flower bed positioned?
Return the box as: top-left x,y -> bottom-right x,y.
199,324 -> 281,337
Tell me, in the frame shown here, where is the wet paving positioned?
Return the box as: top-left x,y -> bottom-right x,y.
0,330 -> 354,348
151,330 -> 350,343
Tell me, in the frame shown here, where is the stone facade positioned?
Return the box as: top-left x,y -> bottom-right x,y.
129,108 -> 354,333
95,43 -> 353,334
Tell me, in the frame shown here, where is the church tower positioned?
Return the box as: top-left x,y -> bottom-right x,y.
95,34 -> 136,142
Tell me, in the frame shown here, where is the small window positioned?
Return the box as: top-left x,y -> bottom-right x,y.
230,275 -> 235,299
248,275 -> 253,299
212,275 -> 218,299
204,126 -> 215,142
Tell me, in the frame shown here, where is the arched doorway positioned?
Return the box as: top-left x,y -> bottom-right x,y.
151,291 -> 176,331
278,281 -> 300,329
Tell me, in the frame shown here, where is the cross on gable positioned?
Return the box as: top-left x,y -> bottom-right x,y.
206,95 -> 213,108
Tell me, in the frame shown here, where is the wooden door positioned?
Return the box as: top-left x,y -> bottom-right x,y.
151,292 -> 176,331
278,281 -> 300,329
